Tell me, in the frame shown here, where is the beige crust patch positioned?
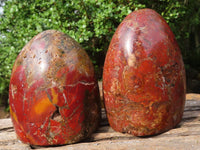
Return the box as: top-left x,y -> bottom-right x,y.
128,53 -> 136,67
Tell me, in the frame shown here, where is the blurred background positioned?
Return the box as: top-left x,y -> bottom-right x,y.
0,0 -> 200,112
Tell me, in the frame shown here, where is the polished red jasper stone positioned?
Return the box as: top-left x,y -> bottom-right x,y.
9,30 -> 101,146
103,9 -> 186,136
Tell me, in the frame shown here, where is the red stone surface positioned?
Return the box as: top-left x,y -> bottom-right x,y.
103,9 -> 186,136
9,30 -> 101,146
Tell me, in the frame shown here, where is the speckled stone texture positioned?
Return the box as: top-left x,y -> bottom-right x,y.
103,9 -> 186,136
9,30 -> 101,146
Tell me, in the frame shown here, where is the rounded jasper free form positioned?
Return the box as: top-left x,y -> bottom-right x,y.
103,9 -> 186,136
9,30 -> 101,146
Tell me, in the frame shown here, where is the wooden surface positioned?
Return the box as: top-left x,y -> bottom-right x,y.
1,93 -> 200,150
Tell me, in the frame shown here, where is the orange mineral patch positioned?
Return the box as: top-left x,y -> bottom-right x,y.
10,106 -> 18,123
51,88 -> 58,105
34,94 -> 55,115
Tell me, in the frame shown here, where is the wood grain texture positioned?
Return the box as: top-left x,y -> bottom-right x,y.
1,93 -> 200,150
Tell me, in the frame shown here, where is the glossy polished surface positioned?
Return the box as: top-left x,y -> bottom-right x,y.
103,9 -> 186,136
9,30 -> 101,146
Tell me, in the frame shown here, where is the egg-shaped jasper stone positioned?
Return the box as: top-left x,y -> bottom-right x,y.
9,30 -> 101,146
103,9 -> 186,136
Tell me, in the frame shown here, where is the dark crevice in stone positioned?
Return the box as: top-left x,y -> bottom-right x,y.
51,106 -> 62,122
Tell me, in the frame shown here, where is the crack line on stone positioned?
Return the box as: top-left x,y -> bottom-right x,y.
66,81 -> 95,87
